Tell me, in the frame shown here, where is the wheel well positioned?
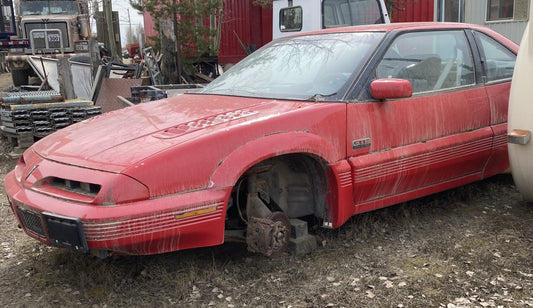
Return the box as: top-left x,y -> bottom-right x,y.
225,153 -> 328,231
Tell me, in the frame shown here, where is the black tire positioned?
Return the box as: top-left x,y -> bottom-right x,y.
11,68 -> 29,86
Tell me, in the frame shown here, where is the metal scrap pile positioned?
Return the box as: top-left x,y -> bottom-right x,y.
0,90 -> 102,137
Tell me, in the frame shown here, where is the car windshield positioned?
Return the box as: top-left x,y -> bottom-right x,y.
201,32 -> 385,100
20,1 -> 79,16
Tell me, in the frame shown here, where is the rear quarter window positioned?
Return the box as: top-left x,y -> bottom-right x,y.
476,31 -> 516,82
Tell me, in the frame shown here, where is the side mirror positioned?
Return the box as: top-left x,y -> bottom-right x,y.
370,78 -> 412,100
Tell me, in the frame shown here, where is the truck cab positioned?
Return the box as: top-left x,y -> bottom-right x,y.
273,0 -> 390,39
18,0 -> 89,55
6,0 -> 90,86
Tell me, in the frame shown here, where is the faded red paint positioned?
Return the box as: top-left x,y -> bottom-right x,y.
4,23 -> 518,256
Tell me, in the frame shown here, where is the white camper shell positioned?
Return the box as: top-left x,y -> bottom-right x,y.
273,0 -> 390,39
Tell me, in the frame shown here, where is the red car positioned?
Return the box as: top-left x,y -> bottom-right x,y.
5,23 -> 517,257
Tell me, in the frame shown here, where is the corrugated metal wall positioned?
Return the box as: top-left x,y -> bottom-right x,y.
141,1 -> 273,64
218,0 -> 272,64
392,0 -> 434,22
143,13 -> 157,40
464,0 -> 527,44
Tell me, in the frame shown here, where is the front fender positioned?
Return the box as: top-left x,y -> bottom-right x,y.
209,131 -> 343,188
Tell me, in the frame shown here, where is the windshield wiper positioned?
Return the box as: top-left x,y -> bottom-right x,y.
307,92 -> 337,101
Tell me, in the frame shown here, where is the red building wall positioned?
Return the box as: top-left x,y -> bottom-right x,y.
219,0 -> 272,64
142,1 -> 272,65
392,0 -> 434,22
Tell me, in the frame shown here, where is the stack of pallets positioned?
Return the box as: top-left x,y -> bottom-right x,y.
0,90 -> 102,152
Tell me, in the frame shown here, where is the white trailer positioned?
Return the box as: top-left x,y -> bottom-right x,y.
273,0 -> 390,39
508,3 -> 533,202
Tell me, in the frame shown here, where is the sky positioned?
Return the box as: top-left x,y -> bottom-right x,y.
94,0 -> 145,47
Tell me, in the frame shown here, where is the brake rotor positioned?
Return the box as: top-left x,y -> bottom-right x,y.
246,211 -> 291,257
268,212 -> 291,256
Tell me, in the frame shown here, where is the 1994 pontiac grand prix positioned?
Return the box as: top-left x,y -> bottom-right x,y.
5,22 -> 517,257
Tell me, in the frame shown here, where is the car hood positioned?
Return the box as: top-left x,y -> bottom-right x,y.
33,94 -> 304,172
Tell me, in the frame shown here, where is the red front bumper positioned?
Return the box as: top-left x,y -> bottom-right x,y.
5,170 -> 231,255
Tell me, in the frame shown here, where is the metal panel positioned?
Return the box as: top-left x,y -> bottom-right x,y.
69,58 -> 93,100
392,0 -> 434,22
464,0 -> 528,43
218,0 -> 273,64
27,56 -> 60,92
95,78 -> 143,113
464,0 -> 486,24
219,0 -> 252,64
484,22 -> 528,43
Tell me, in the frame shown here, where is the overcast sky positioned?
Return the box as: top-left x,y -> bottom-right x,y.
94,0 -> 145,47
111,0 -> 145,46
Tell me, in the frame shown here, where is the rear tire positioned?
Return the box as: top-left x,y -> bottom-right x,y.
11,68 -> 29,86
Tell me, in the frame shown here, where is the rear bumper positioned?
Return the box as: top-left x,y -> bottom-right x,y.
5,170 -> 230,255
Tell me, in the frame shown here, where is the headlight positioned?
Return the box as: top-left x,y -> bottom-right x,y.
96,174 -> 150,205
14,155 -> 26,182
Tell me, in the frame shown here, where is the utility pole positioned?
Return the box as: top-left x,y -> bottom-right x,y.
103,0 -> 121,61
127,8 -> 132,44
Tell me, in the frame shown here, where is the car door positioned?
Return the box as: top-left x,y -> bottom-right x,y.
345,29 -> 493,211
472,30 -> 517,177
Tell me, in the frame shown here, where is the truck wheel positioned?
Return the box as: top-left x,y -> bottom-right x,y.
11,68 -> 29,86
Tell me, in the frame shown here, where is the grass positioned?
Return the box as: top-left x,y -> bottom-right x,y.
1,174 -> 532,307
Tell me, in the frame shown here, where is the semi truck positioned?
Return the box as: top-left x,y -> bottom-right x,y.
5,0 -> 91,86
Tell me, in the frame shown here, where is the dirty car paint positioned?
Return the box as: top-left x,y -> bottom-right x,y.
4,22 -> 518,256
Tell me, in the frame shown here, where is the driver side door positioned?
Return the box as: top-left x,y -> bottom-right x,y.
346,29 -> 492,213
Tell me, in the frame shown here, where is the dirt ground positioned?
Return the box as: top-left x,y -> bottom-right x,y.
0,73 -> 532,307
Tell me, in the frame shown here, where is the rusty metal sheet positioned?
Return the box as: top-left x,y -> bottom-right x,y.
27,56 -> 93,99
95,78 -> 143,113
27,56 -> 60,92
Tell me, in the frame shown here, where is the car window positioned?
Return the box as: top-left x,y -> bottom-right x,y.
202,32 -> 385,100
324,0 -> 383,28
279,6 -> 302,32
375,30 -> 475,93
475,31 -> 516,82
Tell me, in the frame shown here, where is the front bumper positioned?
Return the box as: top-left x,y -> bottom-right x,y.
6,170 -> 230,255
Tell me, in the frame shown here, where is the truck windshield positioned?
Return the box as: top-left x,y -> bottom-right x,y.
20,1 -> 79,16
324,0 -> 384,27
202,31 -> 385,100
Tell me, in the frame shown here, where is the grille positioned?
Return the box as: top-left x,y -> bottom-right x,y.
17,208 -> 45,237
24,21 -> 70,49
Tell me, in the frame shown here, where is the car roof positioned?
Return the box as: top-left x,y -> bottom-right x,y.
294,22 -> 487,35
285,22 -> 518,52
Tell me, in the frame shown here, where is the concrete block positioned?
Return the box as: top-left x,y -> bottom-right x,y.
288,234 -> 317,256
290,218 -> 308,239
